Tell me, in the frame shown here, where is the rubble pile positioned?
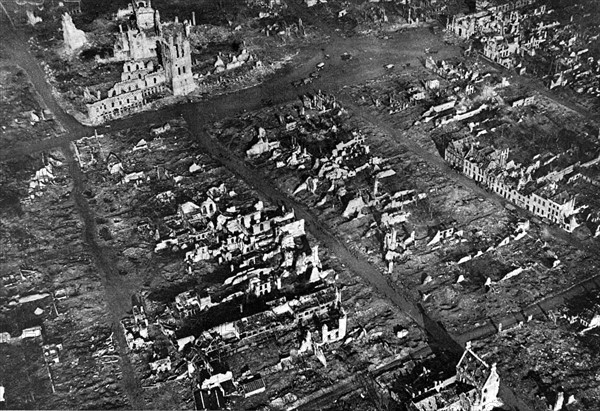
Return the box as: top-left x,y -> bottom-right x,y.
0,66 -> 56,150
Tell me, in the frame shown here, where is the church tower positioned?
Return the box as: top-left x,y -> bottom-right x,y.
132,0 -> 155,30
160,32 -> 195,96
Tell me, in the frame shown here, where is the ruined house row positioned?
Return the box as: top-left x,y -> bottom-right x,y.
445,138 -> 582,232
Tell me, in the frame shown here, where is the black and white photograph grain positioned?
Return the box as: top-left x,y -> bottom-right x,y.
1,0 -> 600,409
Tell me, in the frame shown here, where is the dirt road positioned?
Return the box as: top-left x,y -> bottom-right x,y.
62,143 -> 146,409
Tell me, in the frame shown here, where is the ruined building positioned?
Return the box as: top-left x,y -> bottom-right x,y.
113,2 -> 161,61
160,32 -> 196,96
85,0 -> 197,123
132,0 -> 156,30
116,0 -> 157,31
86,60 -> 166,123
114,25 -> 158,61
407,342 -> 502,411
70,0 -> 202,124
87,21 -> 195,123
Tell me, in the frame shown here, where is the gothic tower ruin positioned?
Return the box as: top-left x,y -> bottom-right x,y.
132,0 -> 155,30
160,32 -> 195,96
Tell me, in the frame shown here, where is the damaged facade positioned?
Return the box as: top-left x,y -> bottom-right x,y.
85,1 -> 195,124
444,136 -> 586,232
447,0 -> 553,69
419,51 -> 600,235
392,343 -> 502,411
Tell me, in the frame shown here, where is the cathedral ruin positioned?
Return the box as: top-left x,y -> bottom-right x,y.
85,1 -> 196,124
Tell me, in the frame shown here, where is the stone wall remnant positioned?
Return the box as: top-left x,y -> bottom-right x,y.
62,12 -> 87,54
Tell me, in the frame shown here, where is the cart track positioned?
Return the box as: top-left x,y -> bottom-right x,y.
62,142 -> 146,409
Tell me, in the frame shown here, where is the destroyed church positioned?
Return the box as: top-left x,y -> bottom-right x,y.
85,1 -> 195,124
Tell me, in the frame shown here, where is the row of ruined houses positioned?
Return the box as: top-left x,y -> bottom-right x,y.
450,0 -> 600,103
447,0 -> 543,40
203,285 -> 347,348
149,182 -> 347,329
184,285 -> 346,408
546,34 -> 600,99
444,136 -> 592,232
122,193 -> 347,406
